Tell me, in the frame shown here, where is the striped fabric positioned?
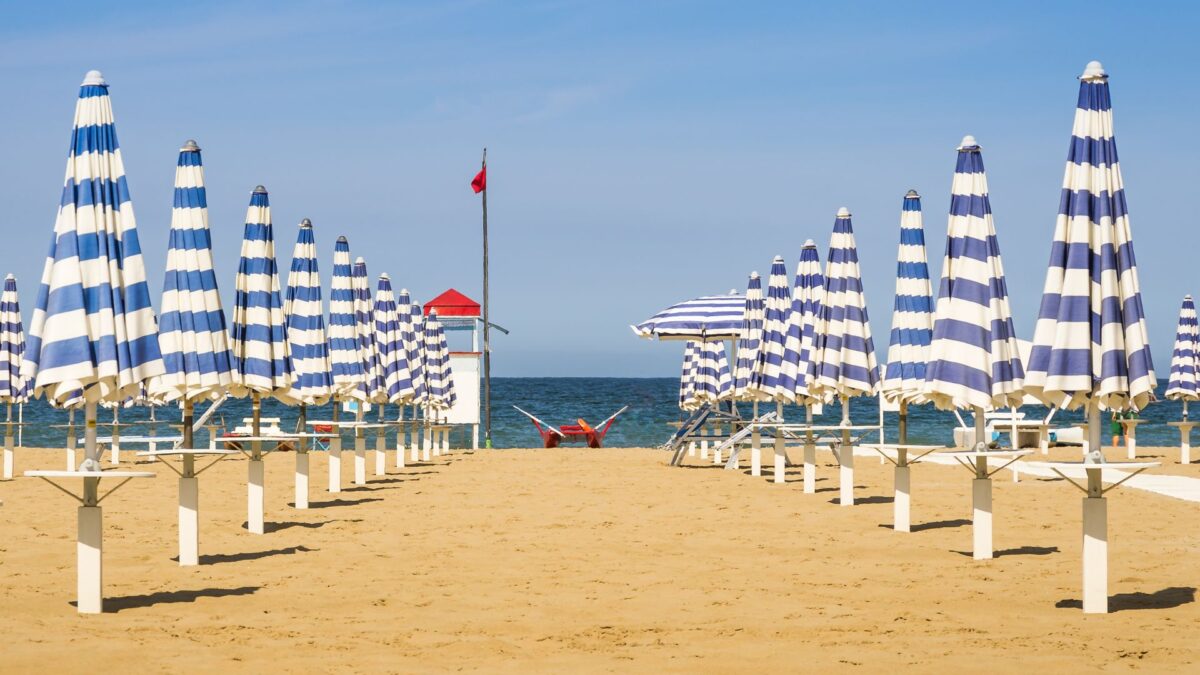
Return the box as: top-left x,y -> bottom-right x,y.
392,289 -> 419,404
229,186 -> 295,401
810,208 -> 879,400
422,310 -> 456,412
678,341 -> 699,410
408,303 -> 428,407
23,71 -> 164,404
924,138 -> 1025,411
694,339 -> 732,403
788,240 -> 825,403
1024,62 -> 1156,411
327,236 -> 363,400
633,292 -> 745,340
283,219 -> 332,406
352,258 -> 381,403
732,272 -> 764,400
751,256 -> 794,402
372,274 -> 406,404
1165,295 -> 1200,403
153,140 -> 234,402
881,191 -> 934,405
0,275 -> 28,403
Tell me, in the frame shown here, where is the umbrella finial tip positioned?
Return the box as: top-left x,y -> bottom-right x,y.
300,218 -> 312,227
253,185 -> 267,193
355,256 -> 365,264
773,255 -> 784,263
959,135 -> 978,149
337,235 -> 348,242
4,273 -> 13,280
836,206 -> 850,217
1187,294 -> 1194,300
803,238 -> 815,247
82,70 -> 105,86
1081,60 -> 1106,79
905,189 -> 920,198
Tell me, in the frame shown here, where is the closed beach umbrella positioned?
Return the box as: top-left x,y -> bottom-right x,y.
678,341 -> 700,410
21,70 -> 165,613
229,185 -> 294,534
352,258 -> 381,404
809,208 -> 879,505
408,302 -> 428,408
753,256 -> 794,403
1024,62 -> 1155,414
284,219 -> 332,408
423,310 -> 456,413
732,273 -> 764,400
882,191 -> 934,408
390,288 -> 418,404
693,339 -> 732,404
373,274 -> 405,404
632,292 -> 745,341
1165,295 -> 1199,417
328,237 -> 365,402
2,274 -> 28,479
923,138 -> 1024,414
787,240 -> 825,404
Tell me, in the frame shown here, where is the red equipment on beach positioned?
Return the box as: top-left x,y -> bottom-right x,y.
513,405 -> 629,448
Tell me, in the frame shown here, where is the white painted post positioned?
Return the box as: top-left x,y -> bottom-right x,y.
1181,423 -> 1194,465
179,476 -> 199,565
375,427 -> 386,476
2,436 -> 12,481
248,459 -> 265,534
972,472 -> 992,560
688,440 -> 697,457
750,429 -> 762,477
66,408 -> 77,470
422,419 -> 432,462
803,406 -> 815,494
773,402 -> 785,484
1082,480 -> 1109,614
77,502 -> 103,614
329,404 -> 342,493
700,424 -> 710,459
1125,421 -> 1137,460
839,397 -> 854,506
1040,425 -> 1049,455
440,427 -> 450,454
894,463 -> 911,533
295,451 -> 309,509
354,406 -> 366,485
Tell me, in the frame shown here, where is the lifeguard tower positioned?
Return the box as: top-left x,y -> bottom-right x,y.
424,289 -> 506,449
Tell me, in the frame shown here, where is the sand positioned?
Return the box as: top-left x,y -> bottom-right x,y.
1,443 -> 1198,673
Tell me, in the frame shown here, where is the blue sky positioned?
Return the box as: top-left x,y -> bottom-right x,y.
2,1 -> 1197,377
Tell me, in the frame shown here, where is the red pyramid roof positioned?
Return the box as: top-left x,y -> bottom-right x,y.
425,288 -> 480,317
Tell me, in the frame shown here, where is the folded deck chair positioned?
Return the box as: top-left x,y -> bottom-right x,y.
513,406 -> 567,448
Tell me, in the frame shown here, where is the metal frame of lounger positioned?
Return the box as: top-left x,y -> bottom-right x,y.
666,404 -> 747,466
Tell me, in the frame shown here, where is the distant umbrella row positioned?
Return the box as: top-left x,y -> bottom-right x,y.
0,71 -> 455,425
645,61 -> 1169,425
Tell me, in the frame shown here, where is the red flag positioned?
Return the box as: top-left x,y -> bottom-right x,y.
471,166 -> 486,193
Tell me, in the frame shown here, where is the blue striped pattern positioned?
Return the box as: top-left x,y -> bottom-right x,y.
882,191 -> 934,405
693,339 -> 732,403
407,302 -> 428,407
352,258 -> 381,402
1024,63 -> 1156,410
371,274 -> 406,404
678,341 -> 699,410
924,139 -> 1025,411
23,71 -> 164,404
1165,295 -> 1199,402
392,289 -> 419,404
283,219 -> 332,405
810,209 -> 879,400
787,240 -> 825,403
229,186 -> 295,401
750,256 -> 793,402
0,276 -> 28,403
327,236 -> 364,399
422,310 -> 456,412
633,293 -> 746,340
153,140 -> 234,402
733,272 -> 764,399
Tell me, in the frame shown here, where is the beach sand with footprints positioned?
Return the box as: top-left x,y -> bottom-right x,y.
1,445 -> 1198,672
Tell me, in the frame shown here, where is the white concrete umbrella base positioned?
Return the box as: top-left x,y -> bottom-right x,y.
938,449 -> 1031,559
137,448 -> 236,564
861,444 -> 945,533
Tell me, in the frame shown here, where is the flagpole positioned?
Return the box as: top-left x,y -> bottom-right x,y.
481,148 -> 492,448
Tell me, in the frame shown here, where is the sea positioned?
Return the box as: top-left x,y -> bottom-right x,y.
2,378 -> 1191,450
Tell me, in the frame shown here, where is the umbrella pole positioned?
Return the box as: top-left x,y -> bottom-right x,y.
295,403 -> 309,510
750,400 -> 761,476
1082,399 -> 1108,613
79,400 -> 103,613
803,404 -> 816,494
66,407 -> 77,470
395,405 -> 406,468
354,402 -> 366,485
410,405 -> 420,464
839,396 -> 854,506
3,402 -> 12,480
110,406 -> 120,465
374,403 -> 386,476
422,406 -> 432,462
773,401 -> 786,484
179,398 -> 200,565
971,405 -> 992,560
895,400 -> 910,533
247,393 -> 265,535
329,400 -> 342,493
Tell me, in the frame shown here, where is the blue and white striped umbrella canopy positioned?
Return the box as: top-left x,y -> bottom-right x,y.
328,236 -> 365,401
810,208 -> 879,401
392,289 -> 419,404
1024,62 -> 1156,411
352,258 -> 382,403
229,186 -> 294,401
283,219 -> 332,406
372,274 -> 405,404
881,191 -> 935,405
732,272 -> 764,400
1,275 -> 28,403
678,341 -> 700,411
750,256 -> 794,402
153,140 -> 234,402
633,292 -> 745,341
924,138 -> 1024,411
1165,295 -> 1199,403
787,240 -> 825,403
422,310 -> 456,411
408,302 -> 429,407
694,339 -> 732,403
23,71 -> 164,404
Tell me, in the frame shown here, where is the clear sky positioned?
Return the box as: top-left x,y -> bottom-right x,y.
2,1 -> 1197,377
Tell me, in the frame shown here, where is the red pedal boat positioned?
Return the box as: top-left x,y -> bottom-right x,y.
513,405 -> 629,448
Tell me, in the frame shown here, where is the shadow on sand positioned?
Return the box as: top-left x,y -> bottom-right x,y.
73,586 -> 261,613
293,497 -> 382,509
1056,586 -> 1197,612
172,545 -> 317,565
952,545 -> 1060,558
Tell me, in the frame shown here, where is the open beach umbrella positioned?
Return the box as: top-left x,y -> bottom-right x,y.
423,310 -> 456,414
632,291 -> 745,341
2,274 -> 28,479
732,273 -> 764,400
923,138 -> 1024,414
1022,62 -> 1156,614
284,218 -> 333,409
328,237 -> 365,402
678,341 -> 700,411
1165,295 -> 1199,417
21,70 -> 165,613
1024,62 -> 1155,415
693,339 -> 732,404
229,185 -> 294,534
